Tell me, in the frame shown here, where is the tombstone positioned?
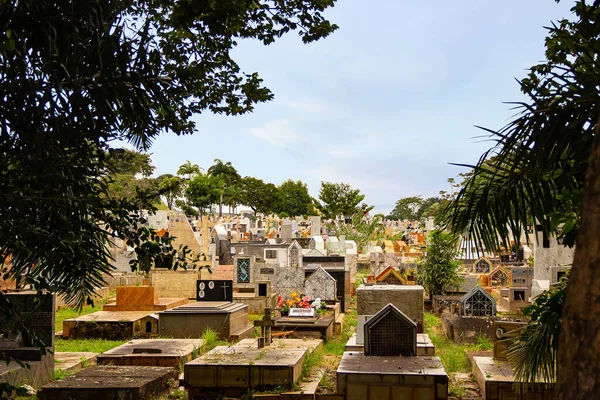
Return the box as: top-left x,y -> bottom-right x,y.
473,256 -> 492,274
459,286 -> 496,317
489,266 -> 510,287
309,216 -> 321,237
196,280 -> 233,302
357,284 -> 424,332
288,240 -> 303,268
309,236 -> 325,251
280,223 -> 293,242
304,267 -> 337,301
364,303 -> 417,356
326,236 -> 341,255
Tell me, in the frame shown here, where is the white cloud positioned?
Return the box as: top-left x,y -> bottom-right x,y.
248,119 -> 302,148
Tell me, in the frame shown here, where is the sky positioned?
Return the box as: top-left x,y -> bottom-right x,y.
146,0 -> 574,215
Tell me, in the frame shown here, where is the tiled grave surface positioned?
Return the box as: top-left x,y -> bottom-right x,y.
185,338 -> 322,391
472,356 -> 554,400
337,352 -> 448,400
345,333 -> 434,355
97,339 -> 203,367
159,301 -> 253,340
38,365 -> 177,400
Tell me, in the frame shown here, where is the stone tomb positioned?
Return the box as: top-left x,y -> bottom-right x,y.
0,292 -> 55,389
459,286 -> 496,317
103,286 -> 188,312
184,338 -> 322,399
472,320 -> 553,399
274,306 -> 335,342
158,301 -> 253,340
303,267 -> 337,301
38,365 -> 178,400
97,338 -> 203,367
337,304 -> 448,400
473,256 -> 492,273
62,311 -> 159,340
357,284 -> 424,332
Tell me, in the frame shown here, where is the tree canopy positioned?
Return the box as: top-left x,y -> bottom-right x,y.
316,181 -> 368,219
278,179 -> 314,217
239,176 -> 281,215
0,0 -> 337,310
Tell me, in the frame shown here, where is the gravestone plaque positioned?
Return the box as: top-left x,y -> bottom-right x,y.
304,267 -> 337,301
260,267 -> 274,274
0,292 -> 55,348
196,280 -> 233,302
289,308 -> 315,318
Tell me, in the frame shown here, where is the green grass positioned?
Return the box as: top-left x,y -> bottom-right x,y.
301,349 -> 324,381
323,305 -> 357,356
54,338 -> 126,353
424,313 -> 470,373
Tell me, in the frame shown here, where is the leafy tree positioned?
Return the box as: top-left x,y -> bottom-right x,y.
208,159 -> 241,216
106,148 -> 155,177
177,161 -> 202,181
0,0 -> 336,307
224,185 -> 244,214
278,179 -> 313,217
239,177 -> 281,215
158,175 -> 183,210
186,174 -> 221,215
441,2 -> 600,396
328,214 -> 384,250
418,229 -> 462,298
316,181 -> 368,219
388,196 -> 424,221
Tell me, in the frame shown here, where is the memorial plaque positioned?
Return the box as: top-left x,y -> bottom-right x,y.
260,267 -> 274,274
0,292 -> 55,347
289,308 -> 315,318
196,280 -> 233,302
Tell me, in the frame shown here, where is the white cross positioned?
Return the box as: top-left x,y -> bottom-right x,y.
221,281 -> 230,299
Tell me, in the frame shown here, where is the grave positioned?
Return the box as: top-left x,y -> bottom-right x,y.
274,305 -> 335,341
62,311 -> 159,340
158,302 -> 253,340
472,320 -> 553,399
103,286 -> 188,311
150,268 -> 202,299
459,286 -> 496,317
303,267 -> 337,301
473,256 -> 492,273
497,287 -> 531,313
489,266 -> 510,287
97,338 -> 203,367
337,304 -> 448,400
37,365 -> 178,400
357,284 -> 424,332
374,265 -> 408,285
184,338 -> 322,399
0,292 -> 55,389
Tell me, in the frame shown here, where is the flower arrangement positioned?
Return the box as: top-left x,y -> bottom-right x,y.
277,292 -> 323,313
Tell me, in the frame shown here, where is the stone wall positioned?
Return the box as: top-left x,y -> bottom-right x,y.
440,313 -> 526,344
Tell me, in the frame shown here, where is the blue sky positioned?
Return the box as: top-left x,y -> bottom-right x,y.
147,0 -> 574,215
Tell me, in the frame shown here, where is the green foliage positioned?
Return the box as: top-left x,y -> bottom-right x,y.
316,182 -> 368,219
201,328 -> 219,353
419,230 -> 463,296
186,174 -> 221,214
278,180 -> 314,217
388,196 -> 424,221
177,161 -> 202,181
327,214 -> 383,251
300,349 -> 323,381
239,177 -> 281,215
158,175 -> 184,210
507,277 -> 567,391
424,313 -> 470,374
475,331 -> 493,351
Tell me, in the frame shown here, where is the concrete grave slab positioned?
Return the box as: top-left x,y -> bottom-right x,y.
38,365 -> 177,400
54,352 -> 97,373
97,339 -> 204,367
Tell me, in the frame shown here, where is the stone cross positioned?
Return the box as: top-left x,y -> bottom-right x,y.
221,281 -> 229,299
254,307 -> 275,345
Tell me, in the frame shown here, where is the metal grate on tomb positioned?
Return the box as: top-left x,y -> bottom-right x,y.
489,266 -> 510,287
364,303 -> 417,356
374,266 -> 407,285
459,286 -> 496,317
473,257 -> 492,273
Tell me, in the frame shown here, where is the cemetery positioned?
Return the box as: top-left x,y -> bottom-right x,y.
0,210 -> 570,400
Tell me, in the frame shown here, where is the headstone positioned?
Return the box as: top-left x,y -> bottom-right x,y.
304,267 -> 337,301
357,284 -> 425,332
309,216 -> 321,237
280,224 -> 292,242
0,292 -> 55,349
364,303 -> 417,356
196,280 -> 233,302
459,286 -> 496,317
289,308 -> 315,318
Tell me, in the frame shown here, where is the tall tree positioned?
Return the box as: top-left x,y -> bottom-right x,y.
177,161 -> 202,181
158,175 -> 183,210
442,2 -> 600,397
317,181 -> 368,219
0,0 -> 337,382
186,174 -> 221,215
278,179 -> 313,217
418,229 -> 462,299
388,196 -> 424,221
208,159 -> 241,216
239,176 -> 281,215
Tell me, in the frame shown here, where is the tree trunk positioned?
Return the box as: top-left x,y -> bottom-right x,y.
219,193 -> 223,217
555,127 -> 600,398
